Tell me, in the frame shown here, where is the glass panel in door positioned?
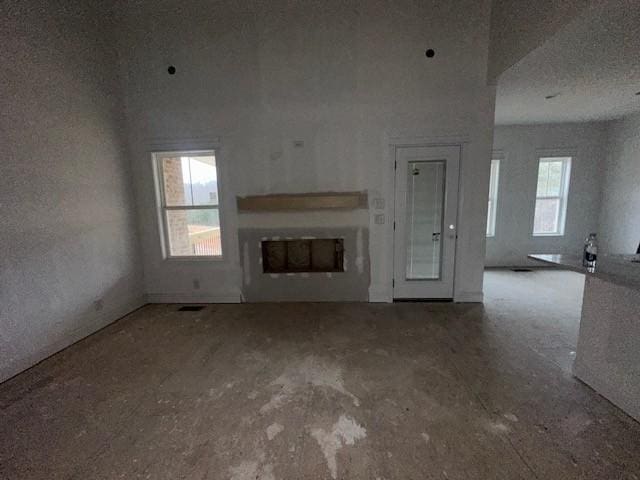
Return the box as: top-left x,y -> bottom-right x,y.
404,160 -> 445,280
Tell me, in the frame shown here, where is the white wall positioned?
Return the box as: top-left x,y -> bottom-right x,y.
487,123 -> 607,266
599,113 -> 640,254
115,0 -> 496,303
0,1 -> 144,382
487,0 -> 595,82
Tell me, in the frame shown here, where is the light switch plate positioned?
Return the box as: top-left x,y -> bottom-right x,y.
374,214 -> 385,225
373,197 -> 385,209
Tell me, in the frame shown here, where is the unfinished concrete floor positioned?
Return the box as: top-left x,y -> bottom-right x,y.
1,270 -> 640,479
484,268 -> 586,374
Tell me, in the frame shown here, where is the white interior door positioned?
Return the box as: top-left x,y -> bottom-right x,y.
393,145 -> 460,299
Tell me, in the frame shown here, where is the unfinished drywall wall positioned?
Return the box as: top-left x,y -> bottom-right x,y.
487,123 -> 607,267
114,0 -> 496,303
487,0 -> 594,82
239,227 -> 370,302
0,0 -> 144,382
598,113 -> 640,254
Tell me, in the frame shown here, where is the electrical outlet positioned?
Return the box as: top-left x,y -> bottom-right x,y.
94,299 -> 104,311
193,279 -> 201,290
373,198 -> 385,210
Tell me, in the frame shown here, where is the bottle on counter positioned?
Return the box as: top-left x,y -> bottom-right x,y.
583,233 -> 598,271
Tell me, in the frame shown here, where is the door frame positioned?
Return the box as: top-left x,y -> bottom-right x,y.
387,136 -> 467,302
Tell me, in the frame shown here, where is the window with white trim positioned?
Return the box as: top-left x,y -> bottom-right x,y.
153,150 -> 223,258
486,159 -> 500,237
533,156 -> 571,236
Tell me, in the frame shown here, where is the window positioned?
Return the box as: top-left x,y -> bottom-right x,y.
154,150 -> 222,258
486,159 -> 500,237
533,156 -> 571,236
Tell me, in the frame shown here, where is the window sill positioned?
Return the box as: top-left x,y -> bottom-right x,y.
164,255 -> 225,262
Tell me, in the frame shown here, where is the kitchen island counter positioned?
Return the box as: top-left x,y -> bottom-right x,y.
528,253 -> 640,289
529,253 -> 640,422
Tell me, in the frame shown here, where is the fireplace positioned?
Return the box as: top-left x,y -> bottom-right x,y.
236,191 -> 370,301
262,239 -> 344,273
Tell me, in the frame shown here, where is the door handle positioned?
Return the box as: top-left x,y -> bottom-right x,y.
432,232 -> 441,241
447,224 -> 456,239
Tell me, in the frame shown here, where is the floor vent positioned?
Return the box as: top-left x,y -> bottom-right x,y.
177,306 -> 205,312
511,268 -> 533,272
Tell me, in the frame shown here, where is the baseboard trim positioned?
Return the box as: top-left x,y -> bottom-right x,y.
146,292 -> 241,304
0,296 -> 146,384
368,284 -> 392,303
454,291 -> 484,303
484,265 -> 559,270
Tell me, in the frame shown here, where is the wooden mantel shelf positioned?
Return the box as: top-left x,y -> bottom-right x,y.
237,191 -> 368,212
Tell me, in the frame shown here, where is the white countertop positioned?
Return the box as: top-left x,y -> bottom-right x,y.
528,253 -> 640,290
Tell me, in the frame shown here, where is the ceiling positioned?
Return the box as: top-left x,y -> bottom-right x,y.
495,0 -> 640,125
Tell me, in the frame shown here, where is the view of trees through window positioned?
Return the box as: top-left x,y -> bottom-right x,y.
533,157 -> 571,236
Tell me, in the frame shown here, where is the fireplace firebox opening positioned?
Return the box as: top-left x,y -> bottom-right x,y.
261,239 -> 344,273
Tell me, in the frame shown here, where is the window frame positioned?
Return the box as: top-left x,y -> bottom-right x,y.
152,149 -> 225,261
532,155 -> 572,237
486,156 -> 501,237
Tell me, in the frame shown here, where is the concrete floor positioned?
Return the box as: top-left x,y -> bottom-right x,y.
483,268 -> 585,374
1,270 -> 640,479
